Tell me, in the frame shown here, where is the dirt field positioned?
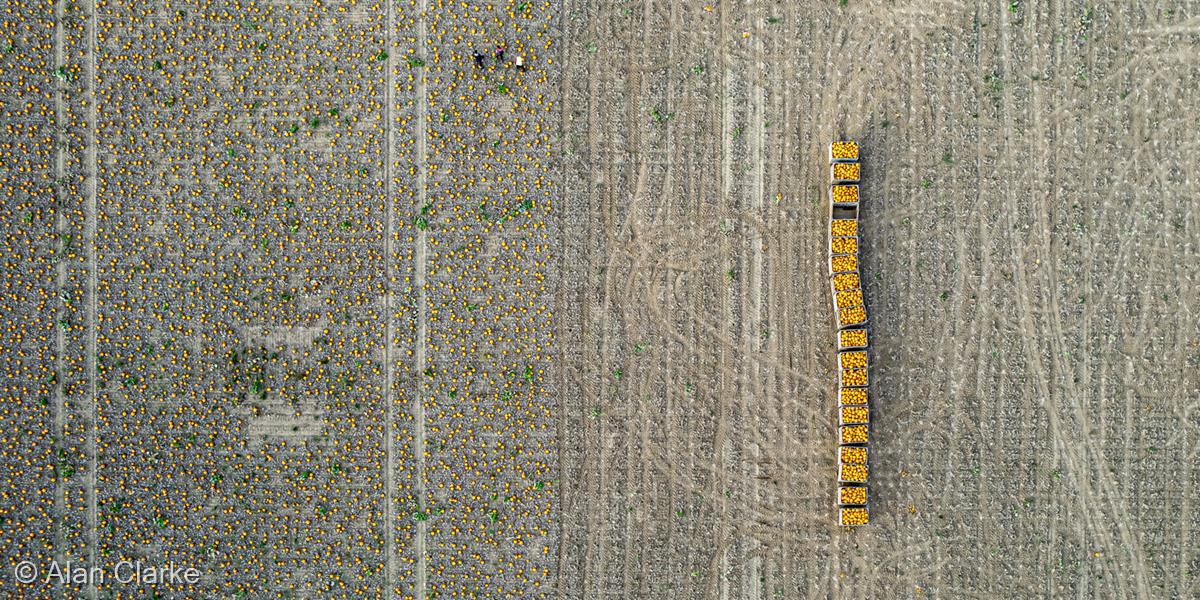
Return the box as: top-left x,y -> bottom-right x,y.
556,1 -> 1200,598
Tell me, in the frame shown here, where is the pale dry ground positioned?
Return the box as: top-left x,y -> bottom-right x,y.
556,1 -> 1200,598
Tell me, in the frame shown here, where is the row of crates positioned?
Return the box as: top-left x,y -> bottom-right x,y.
829,141 -> 869,527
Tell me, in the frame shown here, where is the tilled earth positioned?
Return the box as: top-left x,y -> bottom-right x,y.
557,1 -> 1199,598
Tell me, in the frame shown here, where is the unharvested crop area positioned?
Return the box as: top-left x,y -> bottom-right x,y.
1,0 -> 1197,598
4,0 -> 558,597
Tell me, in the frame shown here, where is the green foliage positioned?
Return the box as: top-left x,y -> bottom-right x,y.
650,107 -> 674,123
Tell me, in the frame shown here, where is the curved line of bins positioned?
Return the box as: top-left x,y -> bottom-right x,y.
830,141 -> 869,527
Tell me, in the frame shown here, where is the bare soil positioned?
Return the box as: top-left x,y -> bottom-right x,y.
556,1 -> 1200,598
